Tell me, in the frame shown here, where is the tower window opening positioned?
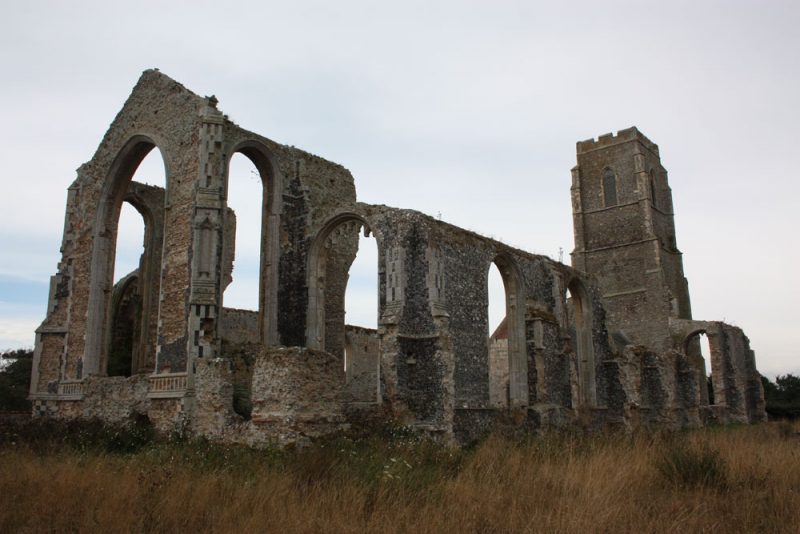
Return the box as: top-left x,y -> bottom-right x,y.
603,168 -> 617,207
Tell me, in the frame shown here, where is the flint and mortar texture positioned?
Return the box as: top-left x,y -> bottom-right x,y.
30,72 -> 766,445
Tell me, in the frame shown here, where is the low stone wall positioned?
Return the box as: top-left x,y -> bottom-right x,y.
344,325 -> 380,404
250,347 -> 346,443
35,375 -> 150,423
219,308 -> 260,344
27,332 -> 764,447
192,346 -> 347,446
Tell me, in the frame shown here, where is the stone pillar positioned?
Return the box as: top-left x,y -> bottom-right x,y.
181,101 -> 227,388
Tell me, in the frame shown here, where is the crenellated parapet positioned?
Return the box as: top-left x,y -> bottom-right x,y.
577,126 -> 659,156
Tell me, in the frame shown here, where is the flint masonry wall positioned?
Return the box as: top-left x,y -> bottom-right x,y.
32,71 -> 209,400
31,72 -> 766,445
31,69 -> 358,413
335,206 -> 622,440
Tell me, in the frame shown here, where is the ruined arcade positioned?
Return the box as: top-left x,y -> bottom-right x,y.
29,70 -> 766,444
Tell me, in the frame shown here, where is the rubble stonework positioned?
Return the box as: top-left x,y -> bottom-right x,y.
29,71 -> 766,445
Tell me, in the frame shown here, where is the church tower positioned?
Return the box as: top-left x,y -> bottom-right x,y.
570,127 -> 691,351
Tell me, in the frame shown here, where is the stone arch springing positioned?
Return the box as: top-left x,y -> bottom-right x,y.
602,167 -> 617,207
84,135 -> 169,378
566,278 -> 596,406
489,253 -> 528,408
221,140 -> 282,346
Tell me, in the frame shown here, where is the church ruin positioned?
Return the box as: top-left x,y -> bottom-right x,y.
29,70 -> 766,444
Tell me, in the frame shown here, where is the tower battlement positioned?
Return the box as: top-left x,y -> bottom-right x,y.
577,126 -> 659,156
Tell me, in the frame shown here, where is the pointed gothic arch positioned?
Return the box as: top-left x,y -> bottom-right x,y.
221,139 -> 283,346
490,253 -> 528,407
306,212 -> 378,354
84,135 -> 169,377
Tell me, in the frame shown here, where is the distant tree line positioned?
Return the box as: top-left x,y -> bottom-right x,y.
0,348 -> 33,411
761,374 -> 800,420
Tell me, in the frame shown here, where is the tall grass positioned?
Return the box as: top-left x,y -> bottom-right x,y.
1,421 -> 798,533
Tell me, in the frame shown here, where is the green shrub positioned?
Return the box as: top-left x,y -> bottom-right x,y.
761,374 -> 800,420
0,348 -> 33,411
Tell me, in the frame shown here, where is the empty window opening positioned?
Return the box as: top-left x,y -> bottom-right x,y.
603,168 -> 617,207
344,231 -> 378,330
567,281 -> 596,406
308,218 -> 380,403
486,257 -> 527,408
687,331 -> 714,405
700,333 -> 713,404
113,203 -> 146,288
107,148 -> 165,377
223,153 -> 262,311
488,262 -> 509,407
343,228 -> 379,403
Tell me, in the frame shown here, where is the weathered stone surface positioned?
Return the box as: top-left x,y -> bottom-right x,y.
250,347 -> 346,441
30,73 -> 766,446
219,308 -> 260,344
344,325 -> 380,404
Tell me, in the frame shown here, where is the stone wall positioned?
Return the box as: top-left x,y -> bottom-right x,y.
219,308 -> 260,344
344,325 -> 380,404
488,336 -> 509,408
30,73 -> 766,447
190,347 -> 347,446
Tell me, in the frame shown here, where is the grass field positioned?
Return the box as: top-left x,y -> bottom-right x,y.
1,419 -> 798,533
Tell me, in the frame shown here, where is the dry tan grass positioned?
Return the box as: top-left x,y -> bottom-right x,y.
1,422 -> 799,533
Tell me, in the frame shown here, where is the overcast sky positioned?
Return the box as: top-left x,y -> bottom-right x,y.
1,0 -> 797,378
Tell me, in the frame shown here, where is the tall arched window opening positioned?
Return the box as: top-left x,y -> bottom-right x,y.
222,153 -> 262,311
308,217 -> 380,404
567,280 -> 596,406
487,263 -> 509,407
686,331 -> 714,405
344,231 -> 378,392
216,144 -> 280,349
487,256 -> 527,408
602,168 -> 617,207
108,204 -> 145,377
105,147 -> 166,377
